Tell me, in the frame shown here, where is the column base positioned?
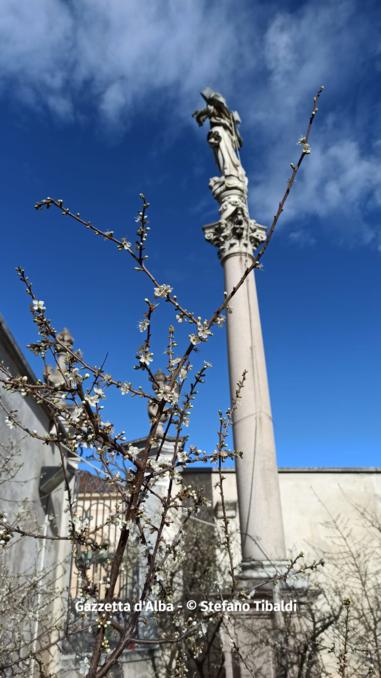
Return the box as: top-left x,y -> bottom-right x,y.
238,559 -> 310,597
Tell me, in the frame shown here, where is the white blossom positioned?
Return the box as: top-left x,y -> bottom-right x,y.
298,136 -> 311,154
32,299 -> 46,312
179,367 -> 188,381
100,421 -> 113,432
78,657 -> 90,675
193,317 -> 212,341
84,394 -> 99,407
189,334 -> 200,346
137,348 -> 154,366
154,284 -> 172,298
120,382 -> 131,395
156,386 -> 178,404
4,417 -> 14,430
138,319 -> 150,333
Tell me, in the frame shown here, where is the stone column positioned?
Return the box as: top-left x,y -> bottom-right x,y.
223,249 -> 286,563
193,88 -> 295,678
204,212 -> 286,571
194,88 -> 286,570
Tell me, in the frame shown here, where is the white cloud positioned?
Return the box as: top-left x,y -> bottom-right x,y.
0,0 -> 380,248
252,138 -> 381,220
0,0 -> 248,124
245,0 -> 381,249
0,1 -> 74,113
288,229 -> 317,247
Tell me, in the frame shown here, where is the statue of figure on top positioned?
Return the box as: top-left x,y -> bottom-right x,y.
148,370 -> 179,439
194,88 -> 267,259
193,87 -> 247,196
44,328 -> 74,389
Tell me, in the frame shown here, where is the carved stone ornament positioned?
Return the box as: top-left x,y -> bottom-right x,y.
203,216 -> 267,261
44,328 -> 74,389
194,88 -> 267,260
148,369 -> 179,438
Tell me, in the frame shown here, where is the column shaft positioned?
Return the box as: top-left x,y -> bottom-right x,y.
223,251 -> 286,562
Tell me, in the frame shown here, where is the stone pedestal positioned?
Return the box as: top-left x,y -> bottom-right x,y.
131,436 -> 184,553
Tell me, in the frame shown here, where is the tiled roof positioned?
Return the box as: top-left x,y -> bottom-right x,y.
76,470 -> 113,494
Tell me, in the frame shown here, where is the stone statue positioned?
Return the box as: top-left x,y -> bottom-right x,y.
44,328 -> 74,388
194,88 -> 266,259
193,87 -> 247,195
148,370 -> 179,438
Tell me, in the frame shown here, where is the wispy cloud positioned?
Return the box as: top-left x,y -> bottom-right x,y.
0,0 -> 248,123
288,229 -> 317,248
246,0 -> 381,248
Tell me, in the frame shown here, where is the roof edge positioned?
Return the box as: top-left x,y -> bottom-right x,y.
0,313 -> 38,382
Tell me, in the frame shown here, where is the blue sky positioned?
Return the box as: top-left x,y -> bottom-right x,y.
0,0 -> 380,467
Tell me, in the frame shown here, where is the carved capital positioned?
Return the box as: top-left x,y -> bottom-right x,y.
203,191 -> 266,260
203,215 -> 266,261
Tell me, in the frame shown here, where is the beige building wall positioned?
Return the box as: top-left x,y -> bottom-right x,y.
183,467 -> 381,561
278,468 -> 381,556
